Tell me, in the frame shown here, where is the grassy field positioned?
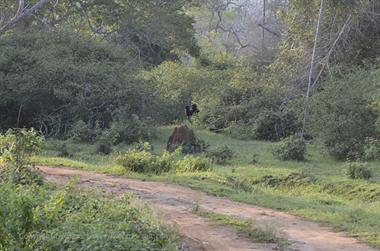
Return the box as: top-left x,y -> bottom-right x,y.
33,126 -> 380,247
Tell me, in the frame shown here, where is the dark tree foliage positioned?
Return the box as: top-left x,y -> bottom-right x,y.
34,0 -> 200,66
0,31 -> 149,137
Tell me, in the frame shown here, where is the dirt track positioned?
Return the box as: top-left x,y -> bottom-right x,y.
40,166 -> 378,251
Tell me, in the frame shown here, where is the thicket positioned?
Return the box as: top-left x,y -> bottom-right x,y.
311,69 -> 380,160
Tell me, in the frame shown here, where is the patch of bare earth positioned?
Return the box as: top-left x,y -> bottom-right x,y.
40,166 -> 378,251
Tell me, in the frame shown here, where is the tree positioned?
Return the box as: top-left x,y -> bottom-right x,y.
0,0 -> 52,36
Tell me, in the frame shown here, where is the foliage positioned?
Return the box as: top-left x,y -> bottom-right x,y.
115,150 -> 173,175
69,120 -> 101,143
311,69 -> 380,160
0,128 -> 45,185
143,61 -> 227,122
272,135 -> 306,161
35,126 -> 380,248
131,141 -> 154,153
0,31 -> 153,137
363,138 -> 380,161
110,114 -> 156,144
344,162 -> 373,180
95,127 -> 120,155
0,182 -> 176,250
206,145 -> 235,164
175,155 -> 213,173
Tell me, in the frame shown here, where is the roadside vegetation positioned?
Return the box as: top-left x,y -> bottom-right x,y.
0,129 -> 178,250
32,126 -> 380,248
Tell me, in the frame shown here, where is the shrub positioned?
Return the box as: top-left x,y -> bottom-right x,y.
111,115 -> 156,144
69,120 -> 101,142
96,128 -> 120,155
0,128 -> 45,185
252,111 -> 300,141
115,150 -> 173,174
206,145 -> 235,164
310,69 -> 380,160
227,110 -> 300,142
0,182 -> 176,250
363,138 -> 380,161
272,135 -> 306,161
344,162 -> 372,180
175,156 -> 213,173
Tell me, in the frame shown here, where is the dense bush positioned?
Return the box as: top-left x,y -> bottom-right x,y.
175,156 -> 213,173
0,182 -> 176,250
69,120 -> 102,143
363,138 -> 380,161
311,69 -> 380,160
206,145 -> 235,164
0,128 -> 45,185
252,111 -> 300,141
115,150 -> 172,174
111,114 -> 156,144
344,162 -> 372,180
272,135 -> 306,161
0,31 -> 157,138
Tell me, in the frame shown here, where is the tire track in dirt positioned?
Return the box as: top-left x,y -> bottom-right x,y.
40,166 -> 379,251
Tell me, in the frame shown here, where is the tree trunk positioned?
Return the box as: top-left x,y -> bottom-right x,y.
301,0 -> 325,138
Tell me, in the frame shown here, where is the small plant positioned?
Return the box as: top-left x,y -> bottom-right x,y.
272,135 -> 306,161
0,128 -> 45,185
344,162 -> 372,180
175,156 -> 213,173
206,145 -> 235,164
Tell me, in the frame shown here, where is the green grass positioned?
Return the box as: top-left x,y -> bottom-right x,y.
33,126 -> 380,248
192,206 -> 289,250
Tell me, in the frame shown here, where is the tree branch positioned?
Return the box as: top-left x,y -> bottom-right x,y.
0,0 -> 52,36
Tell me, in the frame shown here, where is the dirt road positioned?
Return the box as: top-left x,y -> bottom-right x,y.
40,166 -> 378,251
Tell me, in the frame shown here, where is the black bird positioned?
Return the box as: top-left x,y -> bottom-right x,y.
185,103 -> 200,121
